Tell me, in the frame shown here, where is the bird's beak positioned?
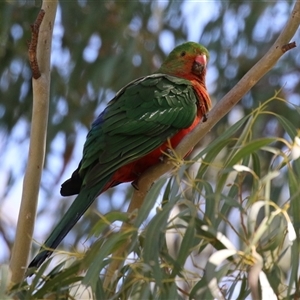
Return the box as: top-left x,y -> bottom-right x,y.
195,54 -> 207,68
192,54 -> 207,76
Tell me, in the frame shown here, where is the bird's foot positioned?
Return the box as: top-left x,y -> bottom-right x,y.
131,180 -> 139,190
159,148 -> 174,162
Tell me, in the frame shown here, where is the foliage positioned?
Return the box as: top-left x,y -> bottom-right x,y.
5,96 -> 300,298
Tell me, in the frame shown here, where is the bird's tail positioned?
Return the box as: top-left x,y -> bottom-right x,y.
27,177 -> 111,274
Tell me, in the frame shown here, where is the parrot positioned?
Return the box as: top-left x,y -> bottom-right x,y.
27,41 -> 211,272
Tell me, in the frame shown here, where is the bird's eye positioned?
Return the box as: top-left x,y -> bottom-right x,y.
180,51 -> 186,57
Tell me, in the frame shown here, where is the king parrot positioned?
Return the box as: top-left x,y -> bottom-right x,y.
28,41 -> 211,272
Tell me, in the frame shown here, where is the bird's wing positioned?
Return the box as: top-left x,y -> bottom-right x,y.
79,74 -> 200,188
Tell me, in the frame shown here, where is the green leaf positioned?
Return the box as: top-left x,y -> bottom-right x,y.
275,114 -> 298,140
203,181 -> 217,225
33,262 -> 82,299
88,211 -> 129,239
226,138 -> 276,167
83,231 -> 131,292
133,177 -> 168,228
216,138 -> 276,195
195,114 -> 251,160
143,194 -> 179,289
170,215 -> 195,278
196,138 -> 232,180
287,163 -> 300,295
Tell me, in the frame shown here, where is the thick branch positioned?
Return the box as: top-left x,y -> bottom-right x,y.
9,2 -> 57,285
104,0 -> 300,292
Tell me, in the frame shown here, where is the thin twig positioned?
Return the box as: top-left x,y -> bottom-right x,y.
282,41 -> 296,53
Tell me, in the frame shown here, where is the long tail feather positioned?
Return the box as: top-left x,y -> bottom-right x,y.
27,176 -> 111,274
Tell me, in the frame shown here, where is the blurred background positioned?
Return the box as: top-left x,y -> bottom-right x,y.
0,0 -> 299,264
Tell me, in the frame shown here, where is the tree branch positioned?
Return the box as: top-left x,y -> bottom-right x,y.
9,2 -> 58,285
103,0 -> 300,293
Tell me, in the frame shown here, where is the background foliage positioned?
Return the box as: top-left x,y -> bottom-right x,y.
1,0 -> 300,298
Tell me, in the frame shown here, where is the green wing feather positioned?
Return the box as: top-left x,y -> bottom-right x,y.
80,74 -> 199,188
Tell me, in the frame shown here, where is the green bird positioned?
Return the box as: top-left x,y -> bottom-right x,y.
28,41 -> 211,271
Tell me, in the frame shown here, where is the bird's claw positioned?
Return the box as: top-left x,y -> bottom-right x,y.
159,148 -> 174,162
131,180 -> 139,190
